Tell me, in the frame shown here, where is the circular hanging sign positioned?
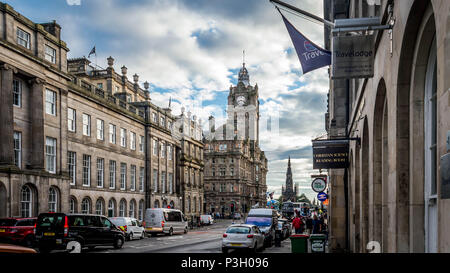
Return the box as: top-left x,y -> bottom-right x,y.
317,192 -> 328,202
311,178 -> 327,193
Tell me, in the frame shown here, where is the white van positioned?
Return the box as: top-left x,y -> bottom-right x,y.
144,208 -> 188,236
109,217 -> 145,241
200,215 -> 214,225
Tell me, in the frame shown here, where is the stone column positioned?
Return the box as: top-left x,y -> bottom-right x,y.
0,64 -> 16,166
29,78 -> 45,170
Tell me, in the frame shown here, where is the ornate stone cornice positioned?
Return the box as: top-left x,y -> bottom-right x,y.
1,63 -> 18,74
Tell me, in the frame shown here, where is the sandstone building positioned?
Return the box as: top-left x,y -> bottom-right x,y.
203,63 -> 268,217
0,2 -> 204,221
324,0 -> 450,253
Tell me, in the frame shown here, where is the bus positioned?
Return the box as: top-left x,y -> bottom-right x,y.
293,202 -> 311,217
281,201 -> 294,219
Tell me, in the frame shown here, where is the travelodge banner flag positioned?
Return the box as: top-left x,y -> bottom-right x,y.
278,10 -> 331,74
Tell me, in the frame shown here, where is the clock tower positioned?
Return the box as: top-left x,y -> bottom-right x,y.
227,62 -> 260,144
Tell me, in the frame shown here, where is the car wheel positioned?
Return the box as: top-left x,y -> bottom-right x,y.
184,227 -> 188,234
129,232 -> 134,241
252,242 -> 258,253
150,233 -> 157,237
114,236 -> 124,249
222,247 -> 228,254
140,231 -> 145,239
168,228 -> 173,236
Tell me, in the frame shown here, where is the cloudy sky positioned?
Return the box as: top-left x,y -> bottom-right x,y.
7,0 -> 328,201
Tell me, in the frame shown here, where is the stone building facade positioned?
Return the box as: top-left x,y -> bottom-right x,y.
203,63 -> 268,217
0,2 -> 198,220
324,0 -> 450,253
173,109 -> 204,222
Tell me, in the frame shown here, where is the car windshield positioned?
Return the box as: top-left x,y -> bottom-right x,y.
245,217 -> 271,226
0,219 -> 17,226
226,226 -> 251,234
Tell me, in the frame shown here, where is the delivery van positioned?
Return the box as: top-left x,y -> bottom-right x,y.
144,208 -> 188,236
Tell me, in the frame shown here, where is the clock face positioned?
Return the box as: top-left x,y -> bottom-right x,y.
236,95 -> 246,106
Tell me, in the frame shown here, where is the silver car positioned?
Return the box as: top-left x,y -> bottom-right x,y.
222,224 -> 265,253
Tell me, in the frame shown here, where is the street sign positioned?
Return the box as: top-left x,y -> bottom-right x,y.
317,192 -> 328,202
312,178 -> 327,193
332,34 -> 375,79
312,140 -> 349,169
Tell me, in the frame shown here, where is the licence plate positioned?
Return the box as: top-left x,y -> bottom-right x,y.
230,243 -> 242,246
44,232 -> 55,236
146,228 -> 153,230
0,229 -> 5,232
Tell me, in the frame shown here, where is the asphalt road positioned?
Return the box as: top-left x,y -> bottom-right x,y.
86,219 -> 235,253
84,219 -> 291,254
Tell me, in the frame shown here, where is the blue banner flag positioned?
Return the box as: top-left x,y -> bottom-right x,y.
278,9 -> 331,74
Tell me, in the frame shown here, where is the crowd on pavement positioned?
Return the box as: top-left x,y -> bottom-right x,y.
291,210 -> 328,239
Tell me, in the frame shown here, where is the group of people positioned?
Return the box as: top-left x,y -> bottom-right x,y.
291,211 -> 328,236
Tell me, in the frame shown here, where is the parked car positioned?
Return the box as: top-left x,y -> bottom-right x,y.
245,208 -> 278,247
200,215 -> 214,225
35,213 -> 125,253
109,217 -> 145,241
222,224 -> 265,254
0,243 -> 37,253
144,208 -> 188,236
0,217 -> 37,247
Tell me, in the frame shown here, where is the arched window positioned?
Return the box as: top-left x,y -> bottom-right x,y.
81,198 -> 91,214
69,197 -> 77,213
119,199 -> 127,217
187,196 -> 191,213
162,200 -> 167,208
96,199 -> 104,215
48,187 -> 58,212
169,201 -> 175,210
108,199 -> 115,217
154,200 -> 160,208
20,186 -> 32,217
138,200 -> 144,221
193,197 -> 197,213
129,200 -> 136,218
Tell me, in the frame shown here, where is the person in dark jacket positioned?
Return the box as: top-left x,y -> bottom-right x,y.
306,216 -> 313,234
312,215 -> 323,234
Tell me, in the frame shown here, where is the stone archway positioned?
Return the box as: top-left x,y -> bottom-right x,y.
361,118 -> 370,252
353,146 -> 361,253
381,97 -> 390,252
408,2 -> 437,253
373,78 -> 386,247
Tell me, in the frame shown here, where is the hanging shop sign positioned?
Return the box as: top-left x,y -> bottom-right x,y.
332,34 -> 375,79
317,192 -> 328,202
312,177 -> 327,193
312,140 -> 349,169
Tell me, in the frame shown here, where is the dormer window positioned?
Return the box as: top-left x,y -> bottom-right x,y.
17,28 -> 30,49
45,45 -> 56,64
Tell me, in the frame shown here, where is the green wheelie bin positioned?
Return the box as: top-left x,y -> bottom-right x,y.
309,234 -> 327,253
289,234 -> 309,253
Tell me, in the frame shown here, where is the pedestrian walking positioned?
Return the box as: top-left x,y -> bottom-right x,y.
292,214 -> 303,234
306,216 -> 313,234
312,215 -> 323,234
